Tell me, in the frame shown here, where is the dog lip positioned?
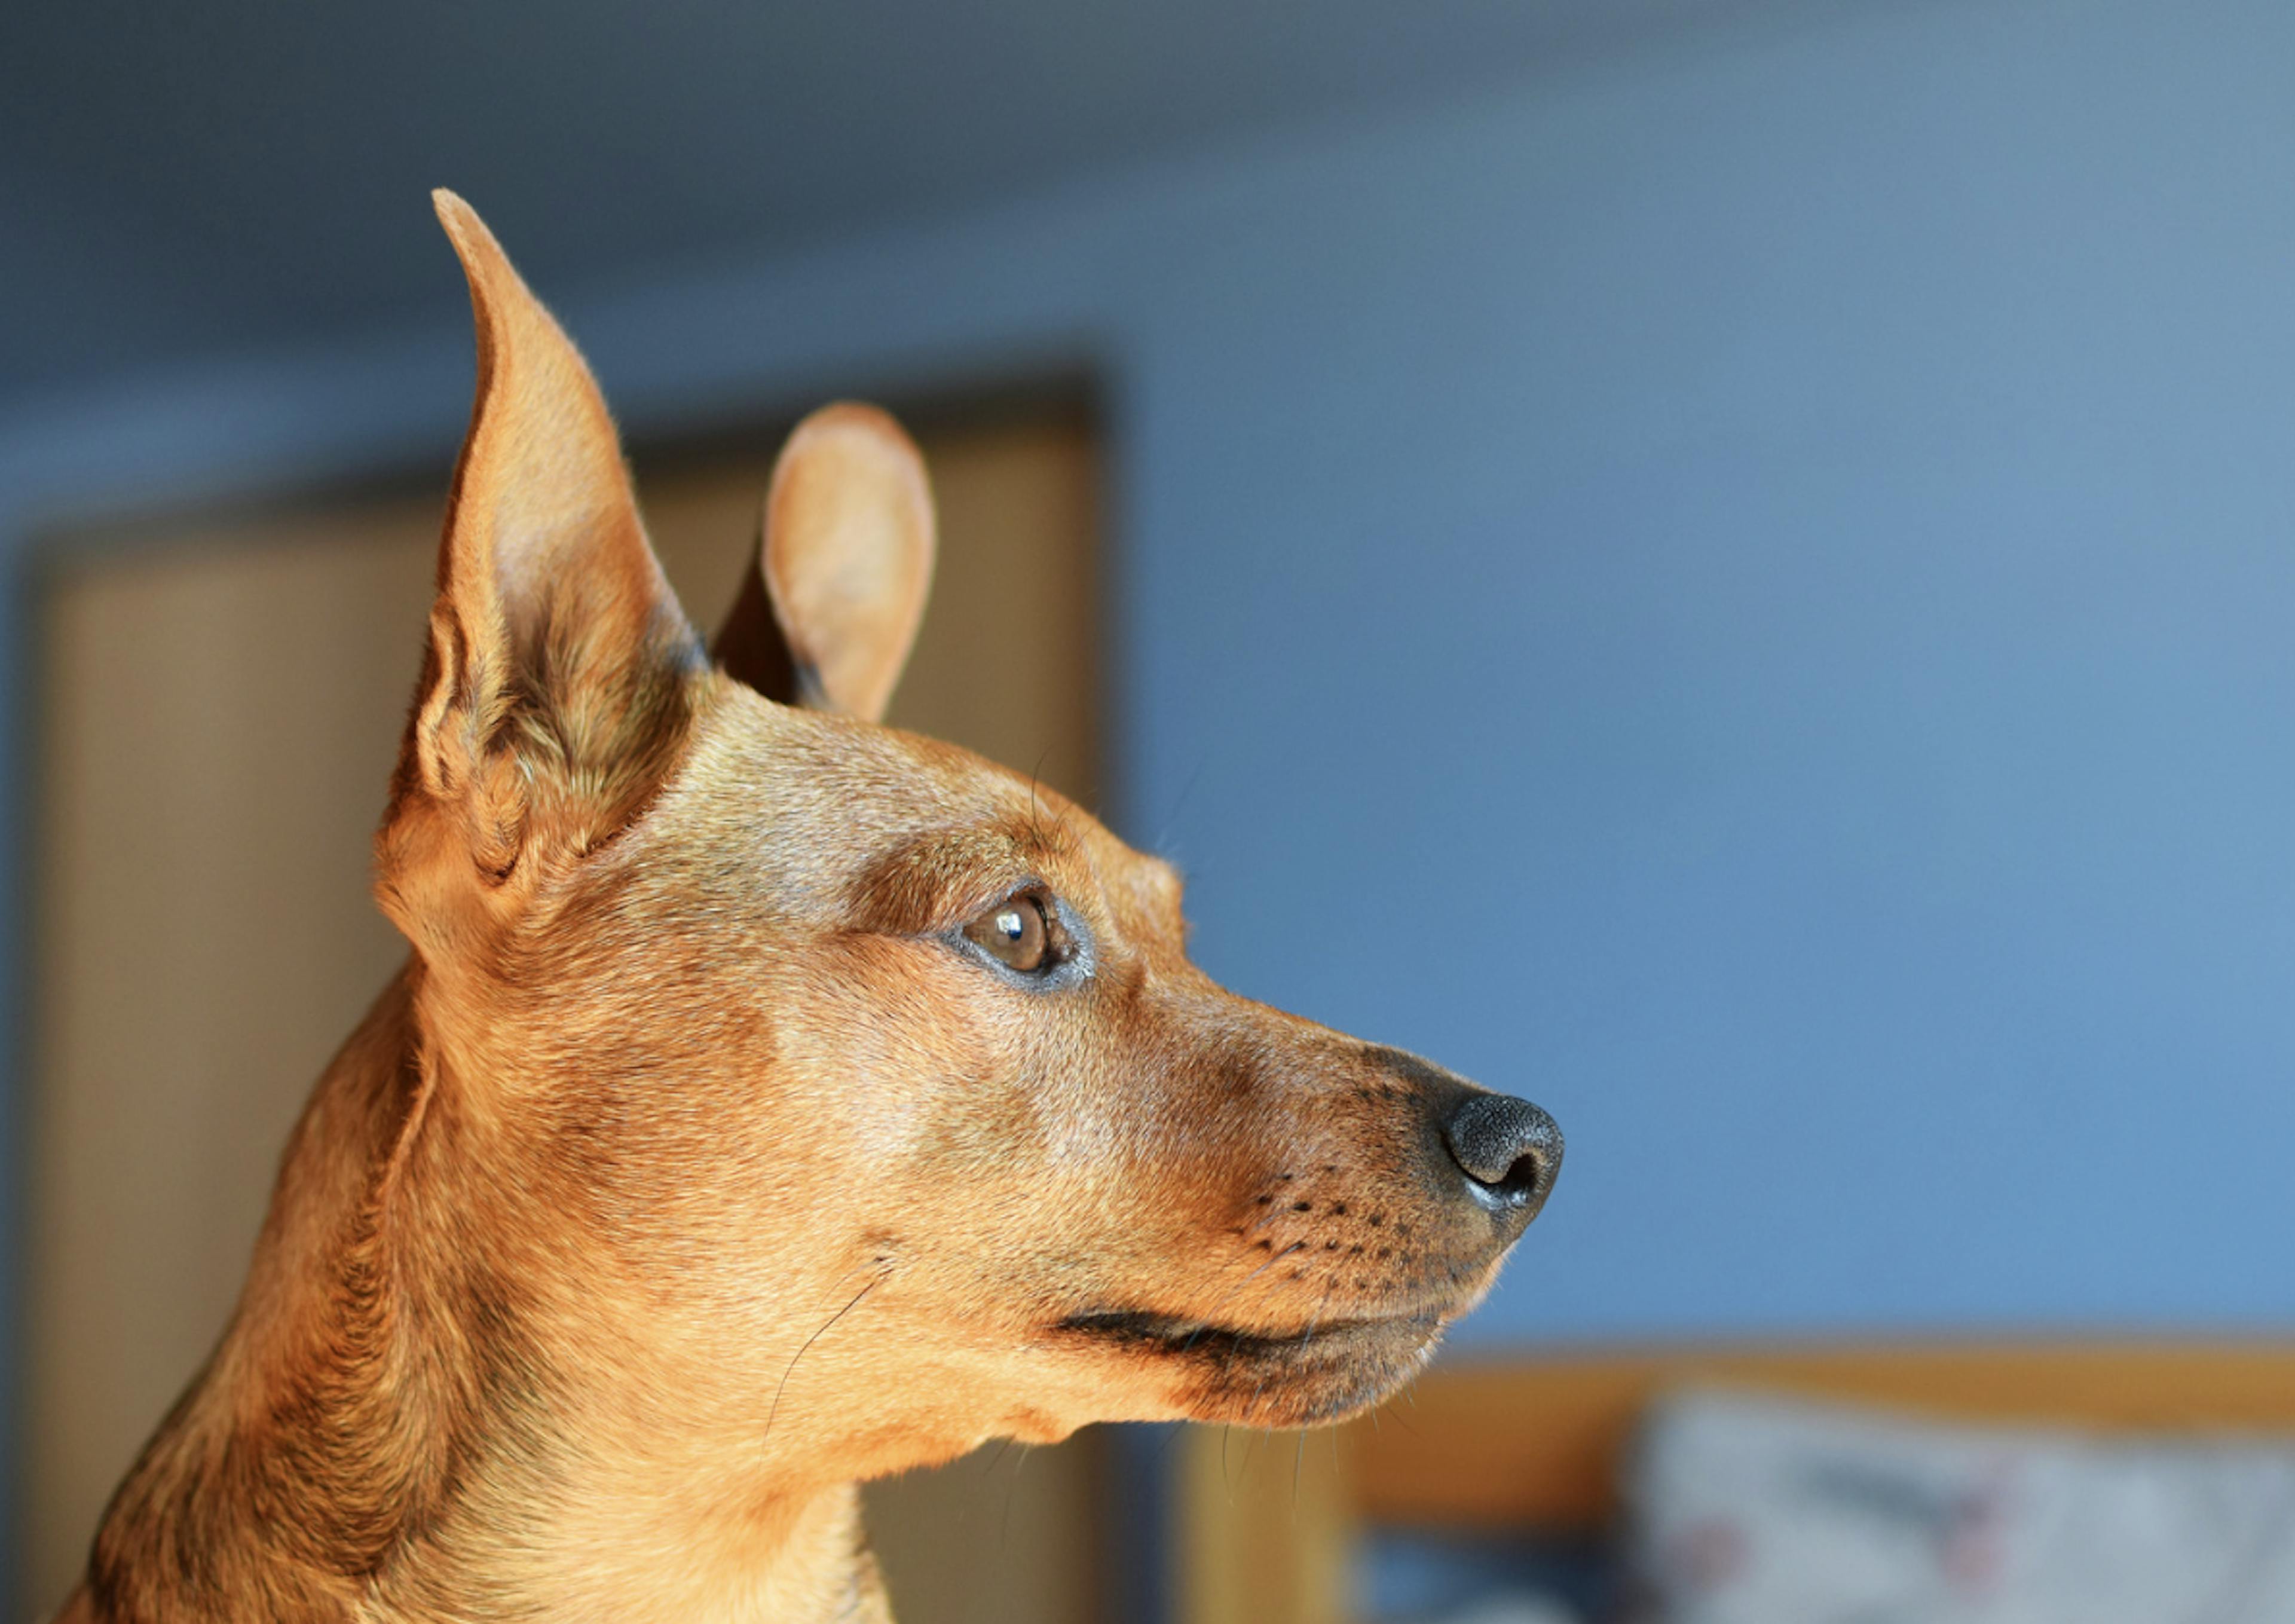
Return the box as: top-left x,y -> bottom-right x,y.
1050,1304 -> 1445,1359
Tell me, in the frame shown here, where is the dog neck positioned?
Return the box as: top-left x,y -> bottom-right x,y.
75,963 -> 889,1624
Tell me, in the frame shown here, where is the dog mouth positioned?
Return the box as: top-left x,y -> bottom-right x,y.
1052,1305 -> 1441,1358
1048,1302 -> 1454,1426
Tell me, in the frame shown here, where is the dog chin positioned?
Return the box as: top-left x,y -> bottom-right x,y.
1051,1305 -> 1451,1429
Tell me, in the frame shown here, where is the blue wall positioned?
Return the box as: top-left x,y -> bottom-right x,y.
5,0 -> 2293,1356
1121,0 -> 2295,1341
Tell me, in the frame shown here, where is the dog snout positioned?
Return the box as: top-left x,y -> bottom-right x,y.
1440,1091 -> 1562,1219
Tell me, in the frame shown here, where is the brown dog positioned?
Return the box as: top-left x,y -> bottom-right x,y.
60,192 -> 1560,1623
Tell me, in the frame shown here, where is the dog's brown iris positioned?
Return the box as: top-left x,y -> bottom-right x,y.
965,893 -> 1051,972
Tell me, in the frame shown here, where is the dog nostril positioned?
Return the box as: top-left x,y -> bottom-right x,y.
1441,1092 -> 1563,1212
1489,1145 -> 1549,1203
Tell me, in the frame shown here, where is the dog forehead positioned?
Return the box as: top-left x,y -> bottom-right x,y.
645,683 -> 1136,912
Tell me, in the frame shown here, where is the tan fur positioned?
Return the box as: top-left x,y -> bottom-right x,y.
754,403 -> 937,720
63,194 -> 1559,1623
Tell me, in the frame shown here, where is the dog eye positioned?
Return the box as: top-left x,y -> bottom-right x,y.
963,893 -> 1053,973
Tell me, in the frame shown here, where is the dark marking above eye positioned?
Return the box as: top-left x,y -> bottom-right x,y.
844,828 -> 1042,934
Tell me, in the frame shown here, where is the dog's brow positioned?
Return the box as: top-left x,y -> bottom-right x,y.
1124,855 -> 1186,922
844,828 -> 1039,934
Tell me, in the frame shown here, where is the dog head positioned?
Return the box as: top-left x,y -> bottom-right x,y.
374,193 -> 1560,1491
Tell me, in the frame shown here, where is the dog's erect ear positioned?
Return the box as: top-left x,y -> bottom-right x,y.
715,403 -> 935,722
383,191 -> 701,907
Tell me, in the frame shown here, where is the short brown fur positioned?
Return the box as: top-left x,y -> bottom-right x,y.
61,193 -> 1559,1623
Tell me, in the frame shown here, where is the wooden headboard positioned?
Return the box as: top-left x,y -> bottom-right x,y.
1177,1340 -> 2295,1624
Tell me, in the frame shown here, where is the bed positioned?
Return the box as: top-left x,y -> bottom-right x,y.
1176,1339 -> 2295,1624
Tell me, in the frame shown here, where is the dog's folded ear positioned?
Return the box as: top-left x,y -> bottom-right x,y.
380,191 -> 703,924
715,403 -> 936,723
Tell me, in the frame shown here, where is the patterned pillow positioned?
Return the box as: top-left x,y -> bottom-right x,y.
1626,1385 -> 2295,1624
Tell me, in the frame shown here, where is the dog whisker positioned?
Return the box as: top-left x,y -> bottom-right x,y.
1238,1240 -> 1307,1287
762,1276 -> 882,1447
998,1445 -> 1024,1560
1151,755 -> 1210,856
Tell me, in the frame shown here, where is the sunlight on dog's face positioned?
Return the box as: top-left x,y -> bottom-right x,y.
484,693 -> 1548,1471
381,194 -> 1559,1493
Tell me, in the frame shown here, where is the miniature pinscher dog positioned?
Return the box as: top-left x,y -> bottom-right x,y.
62,192 -> 1560,1623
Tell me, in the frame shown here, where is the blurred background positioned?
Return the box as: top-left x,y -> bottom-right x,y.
4,1 -> 2293,1621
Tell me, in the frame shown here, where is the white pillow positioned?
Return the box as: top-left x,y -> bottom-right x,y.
1626,1384 -> 2295,1624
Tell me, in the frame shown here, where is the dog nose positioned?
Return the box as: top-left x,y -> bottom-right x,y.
1441,1091 -> 1562,1215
